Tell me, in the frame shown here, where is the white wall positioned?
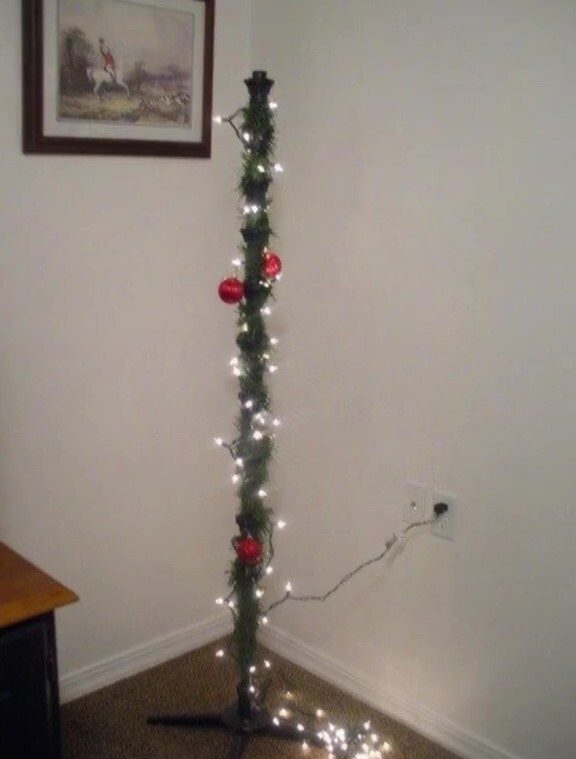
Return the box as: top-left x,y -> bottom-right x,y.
251,3 -> 576,759
0,0 -> 251,673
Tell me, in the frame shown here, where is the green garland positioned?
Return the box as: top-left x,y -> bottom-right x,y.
225,74 -> 278,676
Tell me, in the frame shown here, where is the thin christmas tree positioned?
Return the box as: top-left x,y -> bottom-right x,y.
149,70 -> 442,759
148,71 -> 324,759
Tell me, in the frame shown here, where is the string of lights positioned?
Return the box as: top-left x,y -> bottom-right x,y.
264,515 -> 435,616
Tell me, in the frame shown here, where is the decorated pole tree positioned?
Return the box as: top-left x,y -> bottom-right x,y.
148,71 -> 322,758
149,71 -> 443,759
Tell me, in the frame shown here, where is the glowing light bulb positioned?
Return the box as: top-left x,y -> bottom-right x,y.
270,337 -> 279,346
261,615 -> 269,625
215,597 -> 224,606
233,366 -> 242,377
249,665 -> 256,674
257,164 -> 266,173
383,743 -> 392,753
213,115 -> 223,124
269,365 -> 279,373
232,257 -> 242,267
214,437 -> 224,447
266,566 -> 273,575
244,399 -> 255,409
285,582 -> 293,593
236,458 -> 244,468
215,649 -> 225,657
279,708 -> 289,718
302,741 -> 309,751
258,489 -> 268,498
255,588 -> 264,598
277,520 -> 286,529
243,132 -> 251,142
269,101 -> 278,110
273,717 -> 280,725
228,600 -> 235,609
297,724 -> 304,732
273,418 -> 281,427
261,306 -> 272,316
253,430 -> 264,440
274,163 -> 284,173
264,660 -> 271,668
230,356 -> 239,366
232,474 -> 240,484
316,709 -> 325,718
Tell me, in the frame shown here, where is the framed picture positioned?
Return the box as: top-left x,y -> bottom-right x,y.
22,0 -> 215,157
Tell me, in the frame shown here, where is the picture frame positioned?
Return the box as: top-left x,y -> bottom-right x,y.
22,0 -> 215,157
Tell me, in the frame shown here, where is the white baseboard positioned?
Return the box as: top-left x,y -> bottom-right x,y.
259,625 -> 523,759
59,615 -> 232,704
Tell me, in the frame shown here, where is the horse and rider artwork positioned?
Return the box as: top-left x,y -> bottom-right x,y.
58,0 -> 195,127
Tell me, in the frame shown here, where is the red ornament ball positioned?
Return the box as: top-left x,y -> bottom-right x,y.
263,251 -> 283,279
218,277 -> 244,304
235,537 -> 263,566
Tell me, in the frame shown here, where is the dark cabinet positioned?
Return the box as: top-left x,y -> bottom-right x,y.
0,544 -> 78,759
0,613 -> 61,758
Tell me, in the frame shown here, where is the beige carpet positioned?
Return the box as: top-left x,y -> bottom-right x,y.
61,638 -> 462,759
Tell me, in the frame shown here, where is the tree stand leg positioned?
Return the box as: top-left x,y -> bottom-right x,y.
148,677 -> 324,758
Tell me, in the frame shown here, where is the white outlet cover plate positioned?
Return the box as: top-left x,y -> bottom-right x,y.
431,490 -> 457,541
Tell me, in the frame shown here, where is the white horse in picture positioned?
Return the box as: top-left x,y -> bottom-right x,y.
86,64 -> 130,99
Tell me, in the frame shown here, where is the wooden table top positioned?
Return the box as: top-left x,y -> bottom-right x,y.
0,542 -> 78,629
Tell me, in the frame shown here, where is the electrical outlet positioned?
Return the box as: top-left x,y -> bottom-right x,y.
431,491 -> 457,541
403,481 -> 428,525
